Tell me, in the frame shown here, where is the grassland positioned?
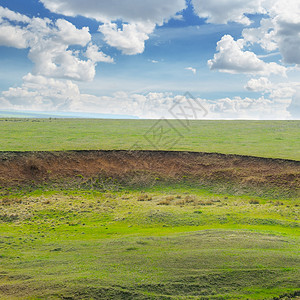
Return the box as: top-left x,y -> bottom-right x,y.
0,185 -> 299,299
0,120 -> 299,299
0,119 -> 299,160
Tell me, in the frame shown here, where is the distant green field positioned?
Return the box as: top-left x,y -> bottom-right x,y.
0,119 -> 299,160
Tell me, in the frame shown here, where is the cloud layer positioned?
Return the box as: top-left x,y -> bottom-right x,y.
0,82 -> 292,120
1,0 -> 300,120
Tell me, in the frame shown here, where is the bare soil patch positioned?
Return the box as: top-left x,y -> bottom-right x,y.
0,151 -> 299,195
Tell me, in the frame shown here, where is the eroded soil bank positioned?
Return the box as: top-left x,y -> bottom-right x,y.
0,150 -> 299,196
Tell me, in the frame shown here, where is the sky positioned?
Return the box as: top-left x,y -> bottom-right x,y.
0,0 -> 300,119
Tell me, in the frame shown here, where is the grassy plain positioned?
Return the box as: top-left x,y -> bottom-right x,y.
0,184 -> 299,299
0,119 -> 299,160
0,119 -> 299,299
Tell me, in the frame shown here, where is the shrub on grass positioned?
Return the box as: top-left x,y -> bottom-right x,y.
198,200 -> 214,206
157,199 -> 171,206
185,195 -> 197,203
138,194 -> 152,201
0,198 -> 22,206
175,199 -> 186,206
249,199 -> 260,205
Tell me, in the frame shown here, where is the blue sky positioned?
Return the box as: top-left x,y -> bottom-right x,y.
0,0 -> 299,119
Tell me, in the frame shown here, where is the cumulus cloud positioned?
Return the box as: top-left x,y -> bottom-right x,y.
287,89 -> 300,119
0,6 -> 113,82
243,18 -> 300,65
241,0 -> 300,65
85,44 -> 114,63
246,77 -> 300,97
275,21 -> 300,65
173,14 -> 184,21
0,24 -> 28,48
208,35 -> 286,76
269,85 -> 297,102
242,18 -> 278,52
192,0 -> 300,67
0,6 -> 30,23
245,77 -> 272,92
40,0 -> 187,56
54,19 -> 91,47
245,77 -> 300,118
192,0 -> 265,25
40,0 -> 186,25
98,22 -> 155,55
0,7 -> 32,48
206,96 -> 289,119
185,67 -> 197,75
2,73 -> 81,111
26,18 -> 97,81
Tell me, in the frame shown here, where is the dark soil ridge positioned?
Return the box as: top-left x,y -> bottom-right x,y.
0,150 -> 299,194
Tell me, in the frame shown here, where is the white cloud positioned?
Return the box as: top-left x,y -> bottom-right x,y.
192,0 -> 300,66
191,0 -> 265,25
39,0 -> 186,25
40,0 -> 187,56
243,18 -> 300,65
26,18 -> 96,81
1,78 -> 293,120
205,96 -> 290,119
172,14 -> 184,21
242,18 -> 278,52
0,96 -> 12,109
246,77 -> 300,95
98,22 -> 155,55
2,73 -> 81,111
269,85 -> 297,102
0,6 -> 113,82
1,2 -> 299,121
245,77 -> 272,92
55,19 -> 91,47
0,24 -> 28,48
241,0 -> 300,65
85,44 -> 114,63
185,67 -> 197,75
208,35 -> 286,76
0,7 -> 33,48
245,78 -> 300,116
0,6 -> 30,23
287,89 -> 300,119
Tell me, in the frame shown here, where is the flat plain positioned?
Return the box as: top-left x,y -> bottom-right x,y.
0,119 -> 299,160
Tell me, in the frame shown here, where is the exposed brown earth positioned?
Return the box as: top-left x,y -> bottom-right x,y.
0,150 -> 299,195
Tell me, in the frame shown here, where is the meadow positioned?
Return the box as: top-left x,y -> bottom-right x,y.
0,185 -> 299,299
0,119 -> 299,160
0,119 -> 299,299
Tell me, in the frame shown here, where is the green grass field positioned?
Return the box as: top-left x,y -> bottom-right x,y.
0,186 -> 299,299
0,119 -> 299,299
0,119 -> 299,160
